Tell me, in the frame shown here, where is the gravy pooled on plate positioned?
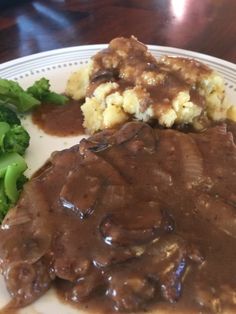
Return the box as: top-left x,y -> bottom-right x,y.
32,99 -> 85,136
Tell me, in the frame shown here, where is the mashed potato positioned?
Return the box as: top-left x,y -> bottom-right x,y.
66,37 -> 234,133
65,61 -> 92,100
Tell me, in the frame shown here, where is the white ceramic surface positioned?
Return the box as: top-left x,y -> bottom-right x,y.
0,45 -> 235,314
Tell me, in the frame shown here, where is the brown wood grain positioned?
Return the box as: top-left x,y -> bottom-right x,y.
0,0 -> 235,64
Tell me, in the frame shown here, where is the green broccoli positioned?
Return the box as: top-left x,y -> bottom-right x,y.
0,121 -> 30,156
0,78 -> 40,112
27,77 -> 68,105
0,179 -> 10,222
3,125 -> 30,156
0,152 -> 27,210
0,174 -> 28,222
0,77 -> 68,112
0,146 -> 28,222
4,153 -> 27,203
0,105 -> 21,125
0,121 -> 10,149
0,76 -> 69,223
0,108 -> 29,222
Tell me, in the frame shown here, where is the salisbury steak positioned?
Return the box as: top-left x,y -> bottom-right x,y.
0,121 -> 236,313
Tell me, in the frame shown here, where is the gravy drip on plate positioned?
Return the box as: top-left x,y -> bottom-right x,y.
0,121 -> 236,314
32,99 -> 84,136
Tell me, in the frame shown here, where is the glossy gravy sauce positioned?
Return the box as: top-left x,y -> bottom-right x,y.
32,99 -> 85,136
0,121 -> 236,314
90,37 -> 211,114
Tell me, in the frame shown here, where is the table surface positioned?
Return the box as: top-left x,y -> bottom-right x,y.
0,0 -> 235,65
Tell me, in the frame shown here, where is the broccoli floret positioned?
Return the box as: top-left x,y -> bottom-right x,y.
27,77 -> 50,100
0,105 -> 21,125
0,121 -> 30,156
0,78 -> 40,112
0,77 -> 68,112
27,78 -> 68,105
0,152 -> 27,222
3,125 -> 30,156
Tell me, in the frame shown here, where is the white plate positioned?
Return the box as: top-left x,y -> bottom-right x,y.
0,45 -> 235,314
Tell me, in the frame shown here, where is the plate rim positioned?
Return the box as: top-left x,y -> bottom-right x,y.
0,44 -> 235,73
0,43 -> 236,313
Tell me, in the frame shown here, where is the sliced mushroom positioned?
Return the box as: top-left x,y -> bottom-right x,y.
107,270 -> 156,312
68,269 -> 104,302
142,235 -> 188,303
91,69 -> 118,83
100,202 -> 174,246
54,256 -> 91,281
4,258 -> 52,307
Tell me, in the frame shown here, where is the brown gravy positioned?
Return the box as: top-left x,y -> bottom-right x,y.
90,37 -> 212,113
0,121 -> 236,314
32,99 -> 85,136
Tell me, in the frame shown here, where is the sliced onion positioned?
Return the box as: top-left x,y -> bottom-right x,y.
0,229 -> 51,265
213,124 -> 227,136
2,207 -> 31,229
23,231 -> 51,264
177,133 -> 203,188
209,124 -> 235,148
195,194 -> 236,238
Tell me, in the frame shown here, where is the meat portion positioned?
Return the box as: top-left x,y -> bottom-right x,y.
0,121 -> 236,313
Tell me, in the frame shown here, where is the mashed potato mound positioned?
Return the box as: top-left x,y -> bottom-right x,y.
65,61 -> 92,100
66,37 -> 234,133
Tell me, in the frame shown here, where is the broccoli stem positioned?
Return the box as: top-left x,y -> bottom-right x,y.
0,121 -> 10,148
0,179 -> 9,221
0,152 -> 27,202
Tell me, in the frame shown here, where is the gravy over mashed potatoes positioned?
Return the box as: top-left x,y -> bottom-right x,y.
66,36 -> 235,134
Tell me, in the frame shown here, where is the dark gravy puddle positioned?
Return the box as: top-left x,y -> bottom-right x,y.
32,99 -> 85,136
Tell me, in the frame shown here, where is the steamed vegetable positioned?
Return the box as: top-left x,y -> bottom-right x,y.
0,120 -> 30,155
0,78 -> 40,112
0,152 -> 27,221
0,77 -> 68,112
0,180 -> 9,222
0,105 -> 21,125
27,78 -> 68,105
0,105 -> 30,222
0,121 -> 10,148
0,76 -> 68,222
0,118 -> 30,223
1,152 -> 27,202
3,124 -> 30,155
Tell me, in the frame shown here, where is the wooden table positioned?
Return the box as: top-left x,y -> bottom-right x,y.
0,0 -> 235,64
